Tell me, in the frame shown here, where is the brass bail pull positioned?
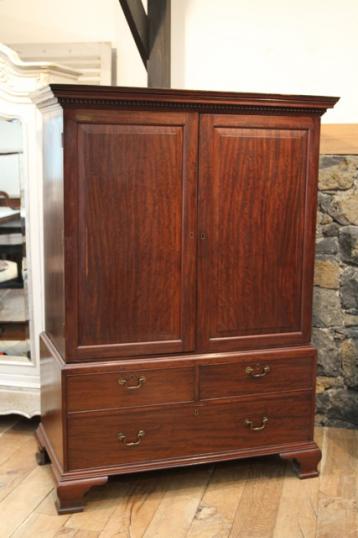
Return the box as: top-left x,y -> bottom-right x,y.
245,416 -> 268,431
117,430 -> 145,447
118,375 -> 146,390
245,365 -> 270,378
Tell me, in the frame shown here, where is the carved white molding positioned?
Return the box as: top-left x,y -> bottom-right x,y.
0,43 -> 79,102
0,44 -> 80,417
10,42 -> 113,85
0,387 -> 41,419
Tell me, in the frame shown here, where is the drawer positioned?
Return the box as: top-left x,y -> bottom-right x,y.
67,366 -> 195,412
200,354 -> 314,400
0,322 -> 29,341
67,391 -> 313,470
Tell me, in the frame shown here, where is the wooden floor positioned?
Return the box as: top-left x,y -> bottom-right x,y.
0,416 -> 357,538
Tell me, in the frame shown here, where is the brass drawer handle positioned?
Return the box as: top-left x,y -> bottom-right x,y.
118,375 -> 146,390
245,416 -> 268,431
117,430 -> 145,447
245,365 -> 270,378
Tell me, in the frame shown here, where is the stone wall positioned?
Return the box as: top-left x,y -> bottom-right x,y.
313,155 -> 358,428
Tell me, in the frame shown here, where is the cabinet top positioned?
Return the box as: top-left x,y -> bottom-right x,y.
36,84 -> 339,115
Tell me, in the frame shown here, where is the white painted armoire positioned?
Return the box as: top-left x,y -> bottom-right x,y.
0,44 -> 80,417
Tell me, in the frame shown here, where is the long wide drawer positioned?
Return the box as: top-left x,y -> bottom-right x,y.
67,391 -> 313,471
200,353 -> 315,400
67,366 -> 195,412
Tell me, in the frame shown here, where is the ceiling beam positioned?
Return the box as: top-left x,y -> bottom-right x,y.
118,0 -> 171,88
147,0 -> 171,88
118,0 -> 148,67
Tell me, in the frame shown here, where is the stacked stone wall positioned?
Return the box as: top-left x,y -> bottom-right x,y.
314,155 -> 358,427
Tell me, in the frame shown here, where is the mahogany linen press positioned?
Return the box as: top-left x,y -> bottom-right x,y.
34,84 -> 338,513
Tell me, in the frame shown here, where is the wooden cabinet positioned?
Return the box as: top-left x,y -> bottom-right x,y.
34,85 -> 338,513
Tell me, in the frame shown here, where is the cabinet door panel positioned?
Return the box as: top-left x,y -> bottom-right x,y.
197,114 -> 319,352
65,110 -> 198,360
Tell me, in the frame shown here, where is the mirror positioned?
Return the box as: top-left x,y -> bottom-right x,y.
0,118 -> 30,361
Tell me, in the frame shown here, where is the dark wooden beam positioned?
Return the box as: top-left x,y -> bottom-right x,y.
147,0 -> 171,88
118,0 -> 171,88
118,0 -> 148,66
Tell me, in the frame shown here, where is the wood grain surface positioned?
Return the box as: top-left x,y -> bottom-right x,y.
197,114 -> 320,352
199,353 -> 315,400
64,109 -> 198,360
67,366 -> 195,412
66,392 -> 313,471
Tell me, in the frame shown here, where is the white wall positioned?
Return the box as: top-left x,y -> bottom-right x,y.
0,0 -> 147,87
172,0 -> 358,123
0,0 -> 356,122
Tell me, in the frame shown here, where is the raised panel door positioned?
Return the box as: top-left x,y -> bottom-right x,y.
64,110 -> 198,360
197,114 -> 320,352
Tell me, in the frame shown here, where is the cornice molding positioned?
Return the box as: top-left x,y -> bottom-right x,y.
39,84 -> 339,116
55,96 -> 327,116
31,84 -> 60,112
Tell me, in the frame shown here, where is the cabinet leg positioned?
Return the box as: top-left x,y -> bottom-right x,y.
280,445 -> 322,479
56,476 -> 108,514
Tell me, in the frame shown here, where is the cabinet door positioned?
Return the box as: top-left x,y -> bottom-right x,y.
65,110 -> 198,360
197,114 -> 320,352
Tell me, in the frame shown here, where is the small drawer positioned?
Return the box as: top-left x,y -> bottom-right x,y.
200,353 -> 314,400
67,366 -> 195,412
67,391 -> 313,471
0,322 -> 29,341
